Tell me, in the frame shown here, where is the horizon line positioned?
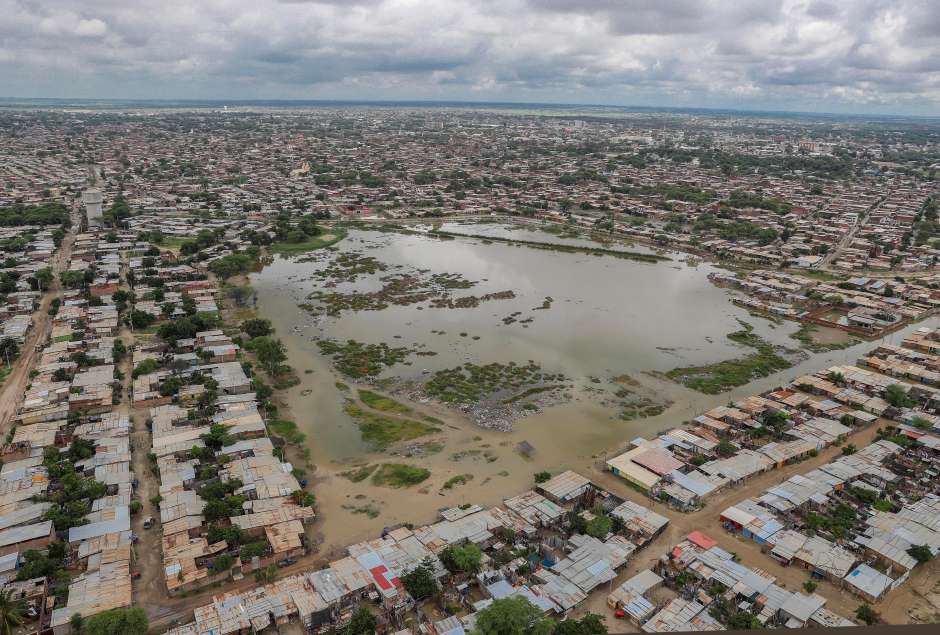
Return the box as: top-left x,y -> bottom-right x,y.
1,96 -> 939,121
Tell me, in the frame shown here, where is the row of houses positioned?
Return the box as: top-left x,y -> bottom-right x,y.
165,470 -> 669,634
0,227 -> 141,635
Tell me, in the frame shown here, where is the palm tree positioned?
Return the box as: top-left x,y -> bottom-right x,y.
0,587 -> 26,635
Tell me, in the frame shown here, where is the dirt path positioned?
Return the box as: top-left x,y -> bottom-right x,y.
0,203 -> 77,435
101,250 -> 174,624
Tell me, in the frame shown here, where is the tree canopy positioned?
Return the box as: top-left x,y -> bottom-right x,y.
471,596 -> 554,635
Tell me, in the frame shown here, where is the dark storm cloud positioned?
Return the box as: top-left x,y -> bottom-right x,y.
0,0 -> 938,114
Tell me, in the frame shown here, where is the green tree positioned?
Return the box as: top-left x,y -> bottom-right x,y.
553,613 -> 607,635
908,544 -> 933,564
855,603 -> 880,626
254,564 -> 277,584
0,586 -> 27,635
241,318 -> 272,339
31,267 -> 53,291
534,471 -> 551,484
884,384 -> 914,408
60,270 -> 86,289
81,607 -> 148,635
401,557 -> 438,601
132,358 -> 159,378
0,338 -> 18,365
716,439 -> 736,457
252,336 -> 288,375
440,543 -> 483,574
213,553 -> 235,572
471,596 -> 553,635
345,607 -> 377,635
585,514 -> 612,539
130,309 -> 157,329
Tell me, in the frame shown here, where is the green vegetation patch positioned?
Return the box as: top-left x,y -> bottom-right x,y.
269,227 -> 347,254
666,322 -> 796,394
340,464 -> 378,482
425,361 -> 565,404
317,339 -> 415,378
268,419 -> 306,444
371,463 -> 430,488
301,249 -> 385,282
344,403 -> 440,449
358,389 -> 413,414
618,396 -> 668,420
342,503 -> 381,518
442,474 -> 474,490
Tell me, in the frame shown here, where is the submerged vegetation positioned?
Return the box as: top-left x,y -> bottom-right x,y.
424,361 -> 566,404
316,339 -> 416,378
301,248 -> 515,317
666,322 -> 799,394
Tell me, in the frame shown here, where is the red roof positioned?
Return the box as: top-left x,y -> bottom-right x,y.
687,531 -> 717,549
369,565 -> 399,591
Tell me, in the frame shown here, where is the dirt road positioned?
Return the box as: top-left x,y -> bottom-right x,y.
573,422 -> 891,628
0,206 -> 77,435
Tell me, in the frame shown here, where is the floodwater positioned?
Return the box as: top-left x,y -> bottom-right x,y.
250,225 -> 933,550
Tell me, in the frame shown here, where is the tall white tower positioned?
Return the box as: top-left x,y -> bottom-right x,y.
82,189 -> 103,226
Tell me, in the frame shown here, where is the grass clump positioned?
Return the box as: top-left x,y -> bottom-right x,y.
340,464 -> 378,482
372,463 -> 430,488
358,389 -> 413,414
344,403 -> 440,449
442,474 -> 474,490
342,504 -> 381,518
268,419 -> 306,444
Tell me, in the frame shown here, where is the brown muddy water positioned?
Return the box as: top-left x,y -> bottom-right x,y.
251,224 -> 933,549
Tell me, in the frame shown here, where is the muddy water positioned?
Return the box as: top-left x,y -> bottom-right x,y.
251,226 -> 936,550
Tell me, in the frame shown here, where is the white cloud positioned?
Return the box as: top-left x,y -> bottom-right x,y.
0,0 -> 938,114
74,18 -> 107,37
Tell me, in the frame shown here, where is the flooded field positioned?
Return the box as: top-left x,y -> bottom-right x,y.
250,224 -> 932,550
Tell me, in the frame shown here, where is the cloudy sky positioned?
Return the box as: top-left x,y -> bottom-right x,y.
2,0 -> 940,115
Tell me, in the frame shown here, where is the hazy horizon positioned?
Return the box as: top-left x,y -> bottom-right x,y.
2,96 -> 940,121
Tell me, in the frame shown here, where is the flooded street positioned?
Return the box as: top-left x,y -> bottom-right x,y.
250,225 -> 935,550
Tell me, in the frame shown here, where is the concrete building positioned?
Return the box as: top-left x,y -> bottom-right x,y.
82,189 -> 103,226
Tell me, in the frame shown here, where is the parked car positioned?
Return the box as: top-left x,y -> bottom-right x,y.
143,516 -> 154,529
